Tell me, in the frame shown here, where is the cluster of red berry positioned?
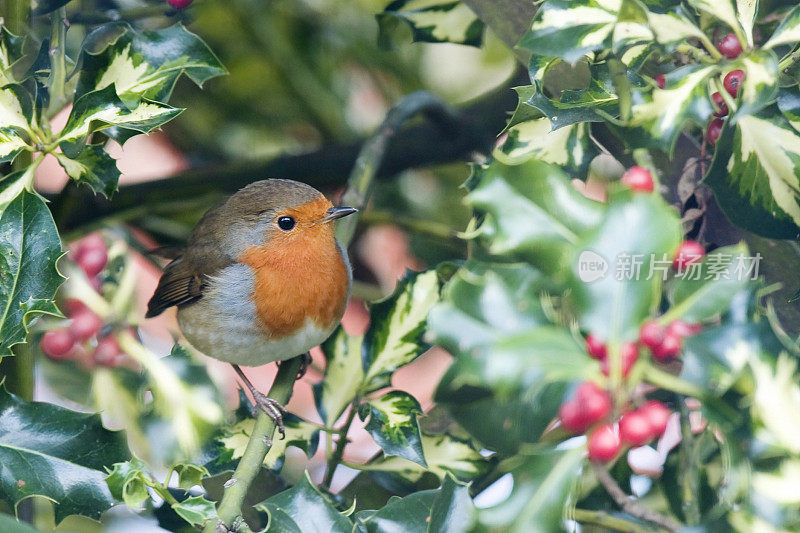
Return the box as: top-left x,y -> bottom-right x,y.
559,382 -> 673,462
40,234 -> 126,368
708,34 -> 745,144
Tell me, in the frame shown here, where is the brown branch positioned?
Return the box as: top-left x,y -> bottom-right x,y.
592,463 -> 681,532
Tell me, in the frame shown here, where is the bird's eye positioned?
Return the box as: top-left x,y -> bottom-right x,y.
277,216 -> 296,231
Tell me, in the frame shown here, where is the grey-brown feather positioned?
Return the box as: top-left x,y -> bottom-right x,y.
145,179 -> 323,318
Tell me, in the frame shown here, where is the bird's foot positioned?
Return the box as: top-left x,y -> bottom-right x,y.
251,390 -> 287,438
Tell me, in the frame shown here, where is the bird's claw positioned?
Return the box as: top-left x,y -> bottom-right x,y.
251,390 -> 287,438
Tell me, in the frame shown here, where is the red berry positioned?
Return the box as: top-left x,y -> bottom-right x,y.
585,333 -> 607,360
167,0 -> 193,8
641,400 -> 671,437
63,298 -> 88,317
639,321 -> 666,350
620,166 -> 654,193
673,240 -> 705,270
74,233 -> 106,260
619,410 -> 653,446
723,70 -> 745,98
70,310 -> 103,342
575,381 -> 612,425
667,320 -> 702,339
559,400 -> 587,434
654,74 -> 666,89
706,118 -> 724,145
652,333 -> 682,362
588,424 -> 621,463
79,248 -> 108,278
711,92 -> 728,117
93,336 -> 123,367
717,34 -> 743,59
41,329 -> 75,359
601,342 -> 639,378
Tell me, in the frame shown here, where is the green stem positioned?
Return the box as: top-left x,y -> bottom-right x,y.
335,91 -> 457,245
320,404 -> 358,491
572,508 -> 653,533
678,403 -> 701,525
608,58 -> 631,124
205,357 -> 303,533
46,8 -> 68,120
697,33 -> 723,61
0,0 -> 28,34
643,366 -> 705,398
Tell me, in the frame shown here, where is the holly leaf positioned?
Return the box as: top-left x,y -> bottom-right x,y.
361,390 -> 427,467
105,457 -> 150,509
0,513 -> 40,533
0,128 -> 28,164
256,472 -> 352,533
466,158 -> 604,277
478,447 -> 584,533
57,85 -> 182,158
173,462 -> 209,490
76,23 -> 226,104
573,192 -> 682,342
494,118 -> 598,179
55,145 -> 121,197
0,387 -> 131,521
686,0 -> 745,44
733,50 -> 780,119
764,4 -> 800,49
361,269 -> 441,392
704,106 -> 800,239
0,84 -> 35,141
628,63 -> 717,152
360,433 -> 489,482
377,0 -> 484,48
218,415 -> 319,472
316,326 -> 364,427
171,495 -> 217,528
0,191 -> 64,357
0,27 -> 25,84
519,0 -> 620,64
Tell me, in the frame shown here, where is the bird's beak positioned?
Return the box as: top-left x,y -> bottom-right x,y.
321,206 -> 358,223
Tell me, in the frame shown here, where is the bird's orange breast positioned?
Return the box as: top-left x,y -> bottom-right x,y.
238,202 -> 349,338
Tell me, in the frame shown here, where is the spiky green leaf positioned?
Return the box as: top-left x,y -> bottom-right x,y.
0,191 -> 64,357
105,457 -> 150,509
219,415 -> 318,472
0,388 -> 131,521
172,495 -> 217,528
256,472 -> 352,533
55,145 -> 121,197
377,0 -> 484,47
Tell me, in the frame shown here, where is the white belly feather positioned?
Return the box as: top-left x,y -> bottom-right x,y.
177,263 -> 337,366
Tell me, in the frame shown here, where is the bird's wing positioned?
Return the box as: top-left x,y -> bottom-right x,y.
145,256 -> 207,318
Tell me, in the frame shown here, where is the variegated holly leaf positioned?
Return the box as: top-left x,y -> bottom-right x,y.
256,472 -> 352,533
519,0 -> 621,64
0,387 -> 131,521
172,495 -> 217,528
764,4 -> 800,50
55,145 -> 121,197
218,415 -> 319,472
0,84 -> 35,136
628,63 -> 717,151
360,390 -> 426,467
0,28 -> 25,84
316,327 -> 364,427
361,269 -> 441,392
704,106 -> 800,239
687,0 -> 747,45
494,117 -> 598,179
733,50 -> 779,119
466,158 -> 604,277
645,7 -> 707,51
57,85 -> 182,158
377,0 -> 484,48
478,447 -> 584,532
0,191 -> 64,357
505,86 -> 542,130
76,23 -> 226,104
778,89 -> 800,133
105,457 -> 150,509
360,433 -> 489,482
0,128 -> 28,163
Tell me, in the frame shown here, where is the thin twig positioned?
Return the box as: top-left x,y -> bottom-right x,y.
572,508 -> 652,533
320,404 -> 358,491
592,463 -> 681,532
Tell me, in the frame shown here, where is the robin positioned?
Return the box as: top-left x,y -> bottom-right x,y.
145,179 -> 356,434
